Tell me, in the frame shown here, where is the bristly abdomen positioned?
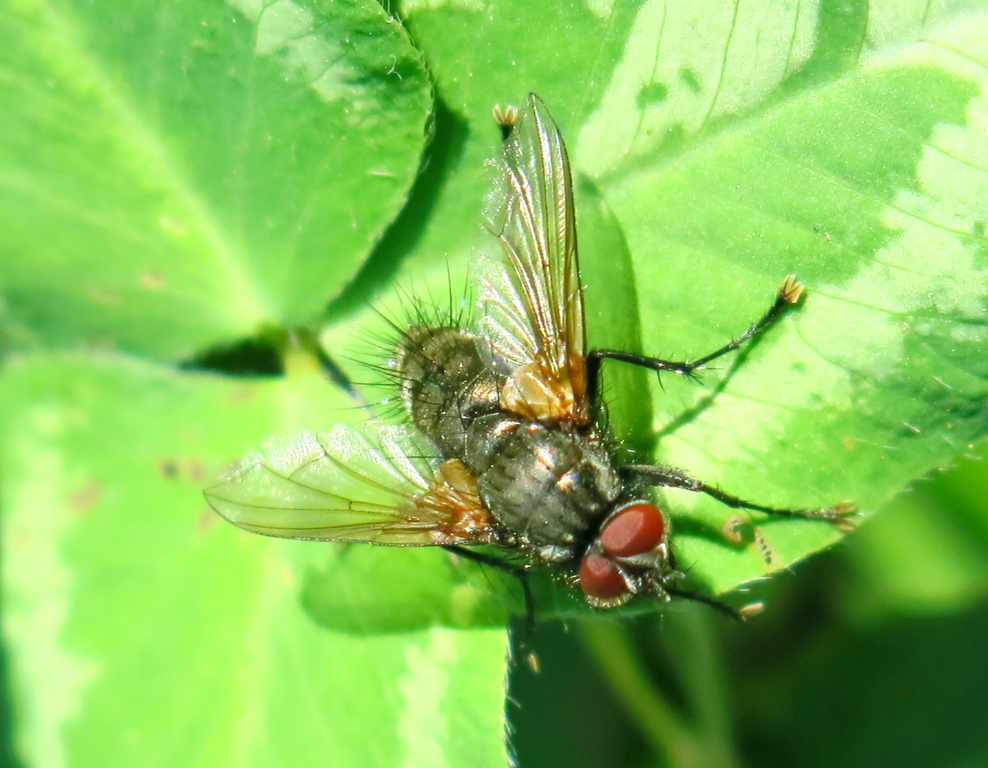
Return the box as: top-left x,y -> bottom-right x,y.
396,326 -> 500,459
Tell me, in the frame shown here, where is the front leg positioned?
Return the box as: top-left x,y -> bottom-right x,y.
586,275 -> 804,408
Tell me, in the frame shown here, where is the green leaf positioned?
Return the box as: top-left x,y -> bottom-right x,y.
0,356 -> 508,767
0,0 -> 431,358
3,2 -> 988,767
608,55 -> 988,591
845,440 -> 988,614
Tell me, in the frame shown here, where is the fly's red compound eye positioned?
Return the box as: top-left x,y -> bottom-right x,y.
599,502 -> 665,558
579,553 -> 629,600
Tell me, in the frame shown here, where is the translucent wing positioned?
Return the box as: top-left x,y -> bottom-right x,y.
481,93 -> 589,424
205,423 -> 499,546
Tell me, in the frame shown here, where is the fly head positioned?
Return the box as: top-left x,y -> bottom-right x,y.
578,501 -> 678,608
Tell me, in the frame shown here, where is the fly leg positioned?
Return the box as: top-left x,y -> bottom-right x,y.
443,546 -> 538,653
622,464 -> 857,531
663,541 -> 763,619
585,275 -> 804,408
662,586 -> 764,621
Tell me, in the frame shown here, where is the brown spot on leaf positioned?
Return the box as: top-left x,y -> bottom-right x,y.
68,482 -> 102,512
723,516 -> 776,568
160,457 -> 207,483
185,459 -> 205,483
87,286 -> 124,307
722,515 -> 753,545
223,385 -> 257,405
141,270 -> 166,291
197,508 -> 217,532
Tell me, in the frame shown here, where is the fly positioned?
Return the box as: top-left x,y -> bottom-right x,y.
205,94 -> 855,616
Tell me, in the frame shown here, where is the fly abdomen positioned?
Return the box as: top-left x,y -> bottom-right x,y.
466,415 -> 623,560
396,326 -> 499,458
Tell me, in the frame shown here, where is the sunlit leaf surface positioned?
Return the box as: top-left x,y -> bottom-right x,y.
2,2 -> 986,766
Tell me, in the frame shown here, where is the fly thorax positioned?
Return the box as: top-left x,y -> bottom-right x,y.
465,418 -> 624,556
396,326 -> 500,458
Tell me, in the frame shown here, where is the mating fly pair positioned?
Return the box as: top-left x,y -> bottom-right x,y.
206,94 -> 854,616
